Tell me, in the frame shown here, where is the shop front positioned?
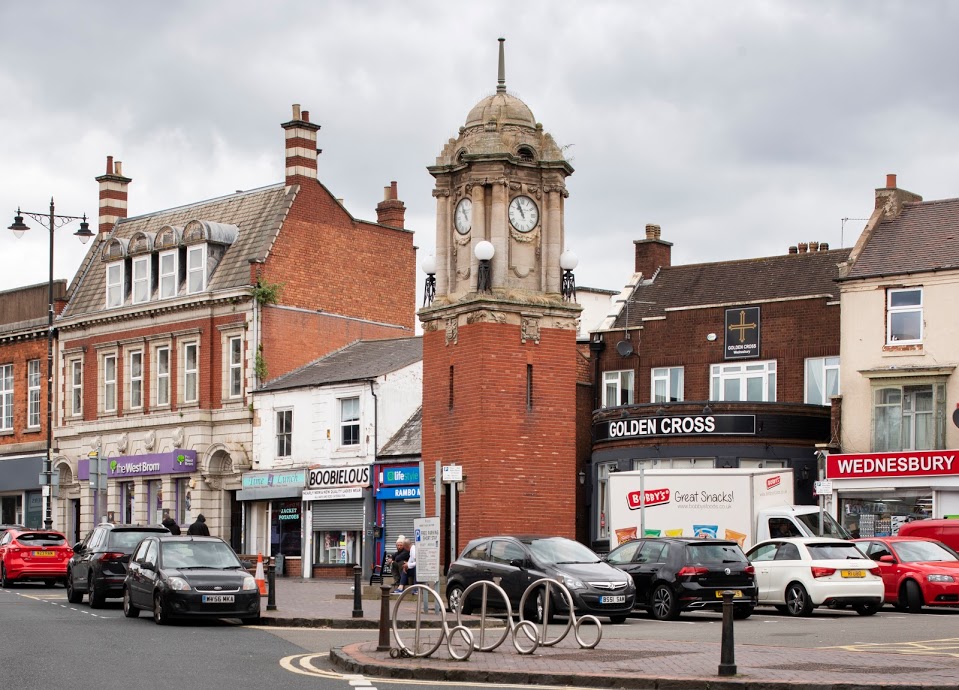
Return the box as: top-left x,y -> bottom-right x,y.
372,463 -> 422,570
825,449 -> 959,537
0,455 -> 44,528
236,468 -> 306,574
302,464 -> 371,579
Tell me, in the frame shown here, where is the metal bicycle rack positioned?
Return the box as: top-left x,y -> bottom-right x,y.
389,578 -> 603,662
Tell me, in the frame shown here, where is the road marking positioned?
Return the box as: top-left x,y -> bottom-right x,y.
821,637 -> 959,657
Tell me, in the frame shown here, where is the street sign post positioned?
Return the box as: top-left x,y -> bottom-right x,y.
414,516 -> 441,614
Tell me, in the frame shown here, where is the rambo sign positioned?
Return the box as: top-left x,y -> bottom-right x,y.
595,414 -> 756,441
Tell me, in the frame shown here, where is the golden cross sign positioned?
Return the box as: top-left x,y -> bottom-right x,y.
728,309 -> 757,343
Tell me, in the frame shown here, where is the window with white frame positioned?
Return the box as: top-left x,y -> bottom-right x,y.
128,351 -> 143,409
805,356 -> 840,405
887,287 -> 922,344
27,359 -> 40,428
228,336 -> 243,398
106,263 -> 124,308
132,256 -> 150,304
632,457 -> 716,470
103,354 -> 117,413
70,360 -> 82,417
276,409 -> 292,457
155,346 -> 170,407
602,370 -> 634,408
159,250 -> 177,299
651,367 -> 684,403
710,360 -> 777,402
183,342 -> 198,404
340,397 -> 360,446
186,245 -> 206,294
596,462 -> 617,541
873,383 -> 945,452
0,364 -> 12,430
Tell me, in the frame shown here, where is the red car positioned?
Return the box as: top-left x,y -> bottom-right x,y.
854,536 -> 959,613
0,528 -> 73,587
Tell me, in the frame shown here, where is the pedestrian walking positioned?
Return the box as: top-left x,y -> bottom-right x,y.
162,516 -> 182,535
187,514 -> 210,536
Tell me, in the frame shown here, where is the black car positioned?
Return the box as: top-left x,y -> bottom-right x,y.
605,537 -> 757,620
67,524 -> 170,607
445,535 -> 636,624
123,535 -> 260,624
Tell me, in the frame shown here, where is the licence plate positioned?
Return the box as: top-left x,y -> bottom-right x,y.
32,551 -> 56,557
715,590 -> 743,598
201,594 -> 235,603
599,595 -> 626,604
841,570 -> 865,578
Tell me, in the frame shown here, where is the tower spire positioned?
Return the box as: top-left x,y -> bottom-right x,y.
496,37 -> 506,93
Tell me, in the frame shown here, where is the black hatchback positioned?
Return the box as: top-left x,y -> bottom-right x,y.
605,537 -> 757,620
67,524 -> 170,607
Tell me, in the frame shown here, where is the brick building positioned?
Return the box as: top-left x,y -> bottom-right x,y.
586,224 -> 851,552
51,104 -> 416,545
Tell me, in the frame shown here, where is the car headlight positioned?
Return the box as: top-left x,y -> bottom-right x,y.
563,576 -> 586,590
927,574 -> 956,583
241,575 -> 258,591
167,576 -> 191,591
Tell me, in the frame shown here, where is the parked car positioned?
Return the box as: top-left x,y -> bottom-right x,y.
896,519 -> 959,554
0,524 -> 25,537
854,536 -> 959,613
0,528 -> 72,587
745,537 -> 883,616
123,535 -> 261,624
445,535 -> 636,623
67,523 -> 170,607
605,537 -> 757,620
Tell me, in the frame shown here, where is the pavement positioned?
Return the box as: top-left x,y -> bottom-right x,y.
259,576 -> 959,689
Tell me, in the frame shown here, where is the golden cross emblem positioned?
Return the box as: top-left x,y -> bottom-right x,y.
728,309 -> 757,343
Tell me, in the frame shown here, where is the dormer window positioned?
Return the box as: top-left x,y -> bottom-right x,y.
517,146 -> 535,162
132,256 -> 151,304
187,245 -> 206,294
106,263 -> 124,308
159,249 -> 178,299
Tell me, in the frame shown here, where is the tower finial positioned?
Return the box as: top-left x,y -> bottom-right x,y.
497,37 -> 506,93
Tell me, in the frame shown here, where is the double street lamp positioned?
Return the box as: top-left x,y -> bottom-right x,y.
9,199 -> 93,530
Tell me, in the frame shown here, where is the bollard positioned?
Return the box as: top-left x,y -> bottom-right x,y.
718,590 -> 737,676
376,585 -> 392,651
266,556 -> 277,611
352,564 -> 364,618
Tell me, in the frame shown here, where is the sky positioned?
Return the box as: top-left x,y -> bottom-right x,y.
2,1 -> 959,304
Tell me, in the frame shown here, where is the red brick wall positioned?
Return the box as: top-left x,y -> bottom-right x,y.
260,306 -> 412,382
597,298 -> 840,403
0,336 -> 48,447
422,320 -> 578,557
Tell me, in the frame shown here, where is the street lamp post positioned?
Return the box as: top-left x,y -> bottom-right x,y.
9,199 -> 93,530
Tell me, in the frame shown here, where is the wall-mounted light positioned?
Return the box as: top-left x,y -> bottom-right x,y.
475,241 -> 494,293
800,466 -> 810,481
703,403 -> 713,415
706,333 -> 717,342
578,470 -> 586,485
421,254 -> 436,307
560,248 -> 578,302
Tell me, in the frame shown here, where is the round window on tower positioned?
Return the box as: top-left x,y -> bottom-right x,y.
517,146 -> 535,162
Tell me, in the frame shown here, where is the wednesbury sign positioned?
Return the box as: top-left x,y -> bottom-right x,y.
826,450 -> 959,479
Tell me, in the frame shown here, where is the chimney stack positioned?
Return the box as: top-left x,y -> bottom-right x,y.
375,181 -> 406,229
634,224 -> 672,278
281,103 -> 321,187
875,172 -> 921,219
95,155 -> 132,235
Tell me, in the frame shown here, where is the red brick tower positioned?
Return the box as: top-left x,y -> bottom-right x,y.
420,40 -> 581,562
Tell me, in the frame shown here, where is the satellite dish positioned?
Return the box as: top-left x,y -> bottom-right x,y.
616,340 -> 634,357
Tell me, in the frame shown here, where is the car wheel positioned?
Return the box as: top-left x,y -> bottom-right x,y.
854,602 -> 881,616
902,580 -> 923,614
1,564 -> 12,588
650,584 -> 679,621
122,587 -> 139,618
608,615 -> 628,624
733,604 -> 754,620
446,584 -> 472,615
534,590 -> 558,624
153,593 -> 169,625
66,571 -> 83,603
89,581 -> 106,609
785,583 -> 813,617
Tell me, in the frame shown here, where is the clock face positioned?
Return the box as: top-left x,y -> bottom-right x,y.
454,198 -> 472,235
508,195 -> 539,233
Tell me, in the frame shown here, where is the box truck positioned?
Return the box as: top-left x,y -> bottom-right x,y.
607,468 -> 848,550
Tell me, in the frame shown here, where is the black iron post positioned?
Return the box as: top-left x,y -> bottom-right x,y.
376,585 -> 392,651
266,556 -> 277,611
718,590 -> 737,676
352,564 -> 363,618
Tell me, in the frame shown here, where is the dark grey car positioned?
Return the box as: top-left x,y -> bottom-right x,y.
67,524 -> 169,607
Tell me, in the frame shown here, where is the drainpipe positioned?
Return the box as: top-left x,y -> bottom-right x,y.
367,379 -> 378,577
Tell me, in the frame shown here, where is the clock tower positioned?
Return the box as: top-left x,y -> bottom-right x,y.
420,39 -> 581,554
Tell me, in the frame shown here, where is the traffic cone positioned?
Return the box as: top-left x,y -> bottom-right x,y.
254,553 -> 267,596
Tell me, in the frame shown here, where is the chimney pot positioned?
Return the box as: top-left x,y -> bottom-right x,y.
797,242 -> 809,253
383,186 -> 391,201
886,173 -> 897,189
106,155 -> 114,174
115,161 -> 123,177
390,181 -> 398,200
820,242 -> 829,251
789,246 -> 798,254
809,240 -> 819,252
645,223 -> 661,240
292,104 -> 301,120
302,110 -> 310,123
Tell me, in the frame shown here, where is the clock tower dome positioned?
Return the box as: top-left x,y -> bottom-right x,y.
420,39 -> 582,555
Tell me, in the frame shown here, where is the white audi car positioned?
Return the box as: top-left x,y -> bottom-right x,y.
745,537 -> 883,616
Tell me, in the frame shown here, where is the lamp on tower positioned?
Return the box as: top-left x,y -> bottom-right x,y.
560,248 -> 578,302
475,241 -> 494,293
421,254 -> 436,307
